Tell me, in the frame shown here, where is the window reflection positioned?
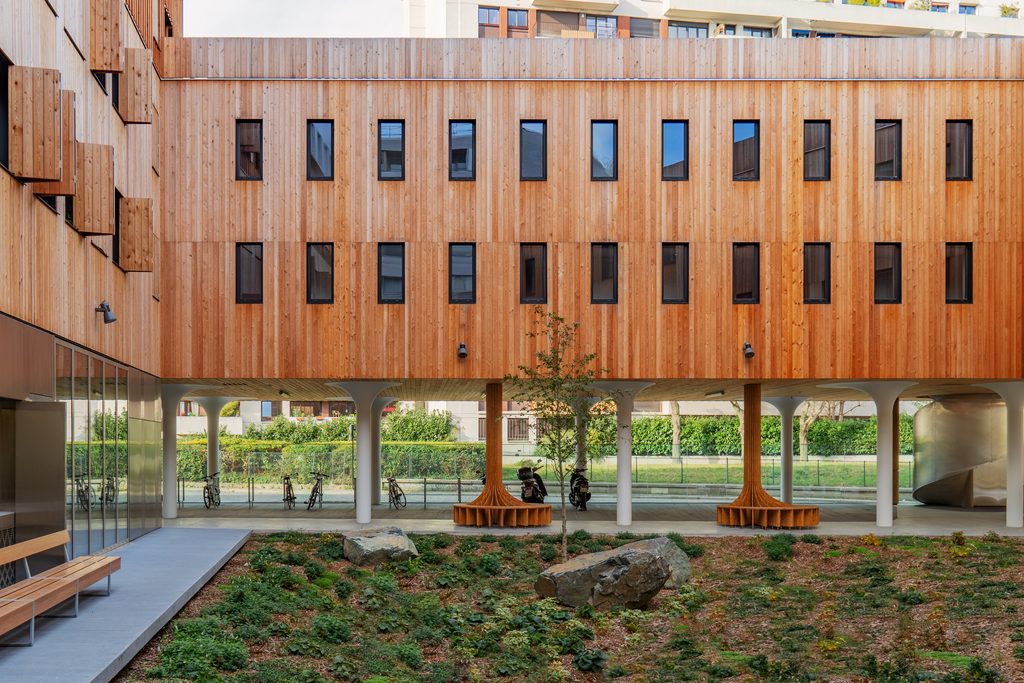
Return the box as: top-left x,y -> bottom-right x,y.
379,243 -> 405,303
307,120 -> 333,180
520,121 -> 546,180
449,121 -> 475,180
591,121 -> 617,180
378,120 -> 405,180
520,243 -> 547,303
662,121 -> 688,180
733,121 -> 759,181
591,243 -> 618,303
449,243 -> 476,303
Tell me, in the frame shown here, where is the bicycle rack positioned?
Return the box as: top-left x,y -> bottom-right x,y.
177,477 -> 185,508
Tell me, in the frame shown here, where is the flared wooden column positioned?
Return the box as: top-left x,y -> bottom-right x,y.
453,382 -> 551,527
717,384 -> 820,529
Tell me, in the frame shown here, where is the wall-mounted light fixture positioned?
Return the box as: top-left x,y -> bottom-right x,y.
95,301 -> 116,324
278,389 -> 290,399
704,389 -> 726,399
457,343 -> 468,359
742,342 -> 755,359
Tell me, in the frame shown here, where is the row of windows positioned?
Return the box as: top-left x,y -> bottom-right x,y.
234,241 -> 975,307
234,118 -> 974,183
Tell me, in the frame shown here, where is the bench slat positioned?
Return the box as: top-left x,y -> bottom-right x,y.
0,600 -> 35,637
39,556 -> 119,589
0,530 -> 70,566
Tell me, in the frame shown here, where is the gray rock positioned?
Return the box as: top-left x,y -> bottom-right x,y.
535,540 -> 672,609
624,537 -> 692,589
342,527 -> 419,566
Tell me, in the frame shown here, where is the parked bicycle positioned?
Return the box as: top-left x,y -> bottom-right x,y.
74,475 -> 94,512
101,475 -> 118,507
282,474 -> 296,510
202,472 -> 221,509
387,477 -> 407,509
306,471 -> 326,510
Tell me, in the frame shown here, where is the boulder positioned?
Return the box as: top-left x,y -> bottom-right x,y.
535,541 -> 671,609
623,537 -> 692,589
342,527 -> 419,566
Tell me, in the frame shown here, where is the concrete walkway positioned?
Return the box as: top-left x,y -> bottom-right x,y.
0,527 -> 250,683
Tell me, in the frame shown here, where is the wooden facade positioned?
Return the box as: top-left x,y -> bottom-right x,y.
7,65 -> 61,181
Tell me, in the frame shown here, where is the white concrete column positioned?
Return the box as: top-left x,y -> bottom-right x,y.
824,382 -> 915,527
327,382 -> 397,524
978,382 -> 1024,528
591,381 -> 653,527
765,396 -> 805,504
196,396 -> 233,480
159,384 -> 205,519
370,396 -> 395,505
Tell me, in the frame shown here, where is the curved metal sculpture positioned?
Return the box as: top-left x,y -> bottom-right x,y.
913,395 -> 1008,507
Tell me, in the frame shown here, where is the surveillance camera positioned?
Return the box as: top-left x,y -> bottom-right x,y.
457,343 -> 468,359
742,342 -> 755,359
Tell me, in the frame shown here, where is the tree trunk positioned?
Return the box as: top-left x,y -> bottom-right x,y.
799,415 -> 811,462
670,400 -> 681,459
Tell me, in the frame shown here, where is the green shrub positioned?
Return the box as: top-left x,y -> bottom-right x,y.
666,532 -> 706,558
312,614 -> 352,643
316,537 -> 344,561
393,641 -> 424,669
800,534 -> 823,545
303,560 -> 325,582
382,407 -> 455,442
146,617 -> 249,679
334,579 -> 354,600
573,647 -> 609,672
765,535 -> 797,562
540,544 -> 558,562
477,552 -> 502,575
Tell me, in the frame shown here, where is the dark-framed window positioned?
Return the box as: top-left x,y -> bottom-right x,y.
662,120 -> 689,181
667,21 -> 708,37
585,14 -> 617,38
235,120 -> 263,181
875,120 -> 902,181
520,243 -> 547,304
92,71 -> 107,95
111,72 -> 119,112
874,243 -> 902,304
591,243 -> 618,304
306,242 -> 334,304
378,243 -> 405,303
508,9 -> 529,30
520,120 -> 547,180
591,120 -> 617,181
112,190 -> 122,266
732,243 -> 760,303
804,120 -> 831,181
803,242 -> 831,304
945,242 -> 973,304
236,243 -> 263,304
378,120 -> 405,180
449,243 -> 476,303
743,26 -> 773,37
306,120 -> 334,180
449,120 -> 476,181
64,196 -> 74,227
0,51 -> 9,167
733,120 -> 759,181
946,120 -> 972,181
661,243 -> 689,304
629,17 -> 659,37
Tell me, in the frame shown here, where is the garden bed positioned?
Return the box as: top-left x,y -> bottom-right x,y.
117,531 -> 1023,682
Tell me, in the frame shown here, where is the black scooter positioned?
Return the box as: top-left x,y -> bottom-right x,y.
569,467 -> 591,511
518,464 -> 547,503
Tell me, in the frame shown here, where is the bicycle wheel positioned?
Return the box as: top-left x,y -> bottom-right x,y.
203,486 -> 213,509
395,486 -> 407,509
78,488 -> 90,512
285,485 -> 295,510
307,482 -> 321,510
213,486 -> 221,507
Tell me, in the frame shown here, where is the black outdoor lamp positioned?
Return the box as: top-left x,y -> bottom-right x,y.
95,301 -> 116,324
742,342 -> 755,359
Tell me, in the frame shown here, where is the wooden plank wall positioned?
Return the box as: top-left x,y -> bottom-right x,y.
89,0 -> 122,72
7,66 -> 62,181
119,197 -> 154,272
118,47 -> 152,123
73,142 -> 115,235
33,89 -> 77,196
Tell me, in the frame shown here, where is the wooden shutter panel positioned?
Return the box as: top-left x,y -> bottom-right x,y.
90,0 -> 124,72
8,66 -> 62,182
33,90 -> 76,195
119,198 -> 154,271
118,48 -> 152,124
73,142 -> 115,236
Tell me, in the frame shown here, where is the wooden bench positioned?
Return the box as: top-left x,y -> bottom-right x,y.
0,530 -> 120,646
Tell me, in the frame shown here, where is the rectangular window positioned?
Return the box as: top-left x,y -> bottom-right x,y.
306,242 -> 334,304
946,120 -> 972,181
875,120 -> 902,181
520,243 -> 547,304
630,17 -> 659,38
591,243 -> 618,304
733,120 -> 760,181
378,243 -> 405,303
803,120 -> 831,181
378,120 -> 405,180
235,120 -> 263,181
449,243 -> 476,303
111,73 -> 119,112
507,417 -> 529,442
0,53 -> 8,167
306,120 -> 333,180
945,242 -> 973,304
64,196 -> 74,227
661,243 -> 689,304
732,243 -> 760,304
959,3 -> 976,13
668,21 -> 708,38
591,120 -> 617,181
508,9 -> 528,27
537,10 -> 578,37
478,6 -> 499,37
236,243 -> 263,304
803,243 -> 831,304
662,120 -> 689,181
449,120 -> 475,180
721,24 -> 736,35
930,3 -> 948,11
743,26 -> 773,37
520,120 -> 547,180
585,15 -> 617,38
113,190 -> 122,266
874,243 -> 902,304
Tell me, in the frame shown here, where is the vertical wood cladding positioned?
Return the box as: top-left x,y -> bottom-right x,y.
7,66 -> 61,182
73,142 -> 115,236
118,48 -> 152,124
33,89 -> 77,196
89,0 -> 123,73
119,198 -> 155,272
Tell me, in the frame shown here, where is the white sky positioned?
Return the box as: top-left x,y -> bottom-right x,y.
183,0 -> 406,37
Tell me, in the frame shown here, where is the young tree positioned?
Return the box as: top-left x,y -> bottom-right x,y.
506,308 -> 600,560
798,400 -> 852,461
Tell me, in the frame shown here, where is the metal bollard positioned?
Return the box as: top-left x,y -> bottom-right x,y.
423,478 -> 427,509
457,477 -> 462,503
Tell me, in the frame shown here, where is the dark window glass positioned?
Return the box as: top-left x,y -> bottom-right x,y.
733,120 -> 759,181
378,243 -> 405,303
591,120 -> 617,181
803,243 -> 831,303
630,17 -> 659,37
722,24 -> 736,35
959,3 -> 976,13
945,242 -> 972,304
874,243 -> 902,304
591,243 -> 618,303
804,120 -> 831,181
668,21 -> 708,37
875,120 -> 902,180
236,120 -> 263,180
508,417 -> 529,441
378,120 -> 405,180
306,243 -> 333,304
743,26 -> 773,37
92,71 -> 107,94
38,195 -> 57,212
307,120 -> 333,180
236,243 -> 263,303
662,120 -> 689,181
112,190 -> 122,266
520,120 -> 547,180
164,8 -> 174,37
662,243 -> 689,304
946,120 -> 972,181
111,72 -> 119,112
732,243 -> 760,303
0,53 -> 8,167
520,243 -> 547,304
449,243 -> 476,303
585,15 -> 617,38
64,196 -> 74,227
449,120 -> 475,180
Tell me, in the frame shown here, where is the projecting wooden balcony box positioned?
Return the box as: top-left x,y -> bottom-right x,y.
90,0 -> 123,73
72,142 -> 115,236
118,48 -> 152,124
7,66 -> 61,182
118,198 -> 154,272
32,90 -> 76,196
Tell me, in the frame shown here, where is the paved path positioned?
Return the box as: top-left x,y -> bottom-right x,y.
0,527 -> 250,683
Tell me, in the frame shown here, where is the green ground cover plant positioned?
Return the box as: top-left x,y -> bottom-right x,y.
118,532 -> 1023,682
